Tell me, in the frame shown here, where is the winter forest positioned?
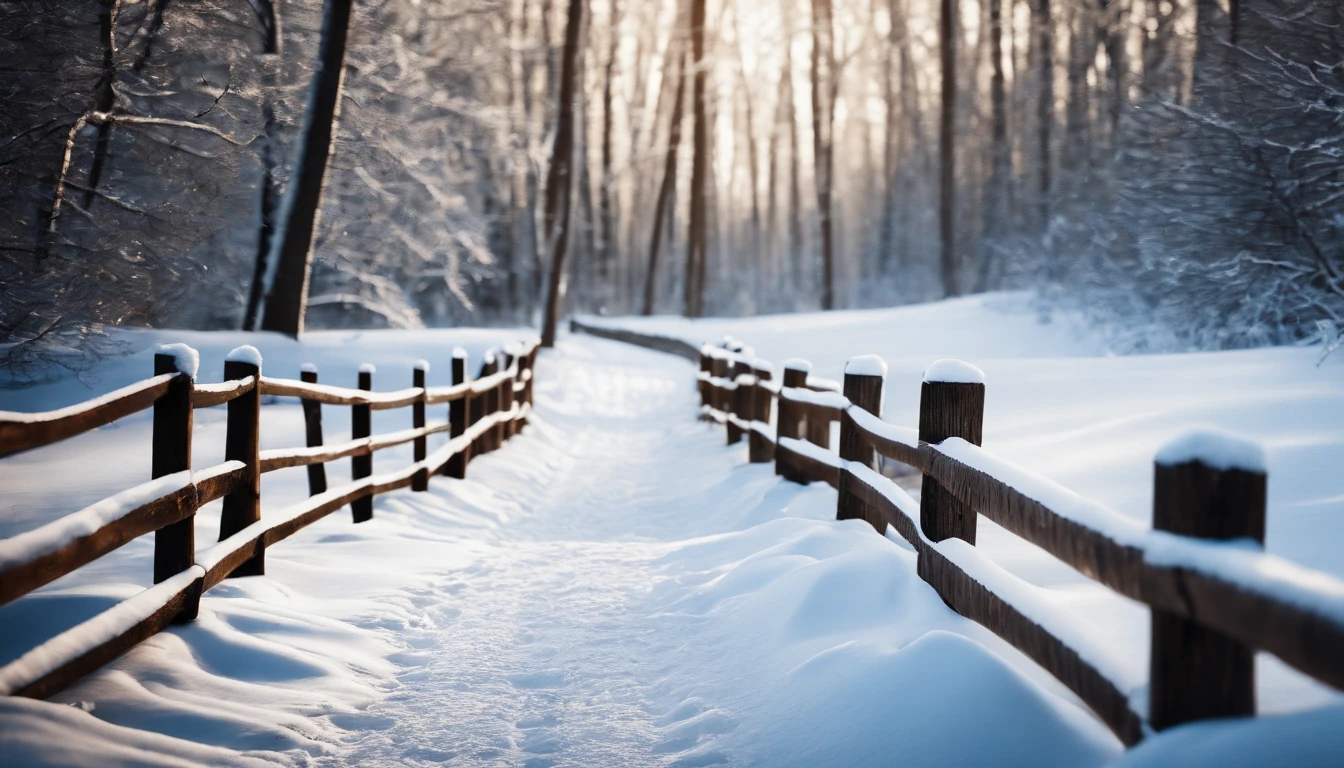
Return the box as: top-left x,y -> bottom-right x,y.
4,0 -> 1344,378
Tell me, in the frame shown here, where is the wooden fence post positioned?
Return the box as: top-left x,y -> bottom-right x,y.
775,360 -> 810,481
477,351 -> 498,454
152,347 -> 196,606
918,359 -> 985,544
219,345 -> 264,575
698,345 -> 712,409
351,364 -> 374,522
709,351 -> 729,420
748,360 -> 775,463
727,357 -> 748,444
837,355 -> 886,531
445,348 -> 469,478
497,349 -> 513,444
299,364 -> 327,496
1149,431 -> 1267,731
412,360 -> 429,492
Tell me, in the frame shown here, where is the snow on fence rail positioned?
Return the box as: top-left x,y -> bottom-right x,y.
0,339 -> 539,700
570,319 -> 1344,748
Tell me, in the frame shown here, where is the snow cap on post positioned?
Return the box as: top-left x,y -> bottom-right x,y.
300,362 -> 318,374
358,363 -> 377,375
923,359 -> 985,384
736,346 -> 756,363
845,354 -> 888,378
452,346 -> 468,359
783,358 -> 812,374
483,348 -> 497,364
225,345 -> 262,368
154,343 -> 199,378
1155,428 -> 1267,473
751,358 -> 774,376
413,359 -> 431,372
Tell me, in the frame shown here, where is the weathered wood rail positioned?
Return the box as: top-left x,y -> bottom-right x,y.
571,319 -> 1344,747
0,339 -> 539,699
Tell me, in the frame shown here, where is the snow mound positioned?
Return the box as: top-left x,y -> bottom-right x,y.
225,345 -> 263,368
844,354 -> 887,378
153,344 -> 198,378
452,346 -> 468,359
751,359 -> 775,376
924,358 -> 985,384
358,363 -> 377,375
1155,428 -> 1267,473
783,358 -> 812,373
300,362 -> 318,374
413,359 -> 431,372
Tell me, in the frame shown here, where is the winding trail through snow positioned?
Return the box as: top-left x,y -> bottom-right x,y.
336,338 -> 750,765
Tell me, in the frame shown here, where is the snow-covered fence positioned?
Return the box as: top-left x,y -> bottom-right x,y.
574,322 -> 1344,749
0,340 -> 539,700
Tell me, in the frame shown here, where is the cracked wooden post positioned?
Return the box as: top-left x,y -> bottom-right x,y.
152,346 -> 196,606
748,359 -> 775,463
1149,430 -> 1266,731
837,355 -> 886,531
918,359 -> 985,544
445,348 -> 469,478
351,364 -> 374,523
220,345 -> 264,574
412,360 -> 429,492
775,359 -> 810,482
299,364 -> 327,496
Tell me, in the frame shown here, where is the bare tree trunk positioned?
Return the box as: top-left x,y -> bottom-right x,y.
684,0 -> 710,317
1141,0 -> 1178,98
785,13 -> 805,301
641,53 -> 687,315
540,0 -> 584,347
810,0 -> 836,310
242,0 -> 282,331
730,0 -> 762,285
1033,0 -> 1054,231
977,0 -> 1009,291
597,0 -> 619,310
939,0 -> 958,296
881,0 -> 900,273
259,0 -> 354,337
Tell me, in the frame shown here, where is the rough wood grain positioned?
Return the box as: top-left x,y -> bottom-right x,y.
300,369 -> 328,495
219,357 -> 263,576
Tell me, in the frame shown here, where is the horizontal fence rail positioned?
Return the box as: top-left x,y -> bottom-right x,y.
572,319 -> 1344,748
0,339 -> 540,700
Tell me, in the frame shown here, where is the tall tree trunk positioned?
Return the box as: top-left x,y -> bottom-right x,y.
939,0 -> 958,296
1033,0 -> 1054,231
784,10 -> 805,301
597,0 -> 619,310
540,0 -> 584,347
242,0 -> 282,331
259,0 -> 354,337
641,53 -> 688,315
1098,0 -> 1126,144
881,0 -> 901,273
684,0 -> 710,317
1141,0 -> 1177,98
978,0 -> 1010,291
810,0 -> 836,310
730,0 -> 762,286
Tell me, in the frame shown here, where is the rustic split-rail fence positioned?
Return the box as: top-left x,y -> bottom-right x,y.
0,339 -> 539,699
572,319 -> 1344,746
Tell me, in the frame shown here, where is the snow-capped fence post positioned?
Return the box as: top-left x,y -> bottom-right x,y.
299,365 -> 328,496
351,365 -> 375,523
775,360 -> 810,481
412,361 -> 430,492
445,349 -> 469,478
1149,431 -> 1267,731
698,345 -> 712,408
748,360 -> 774,463
837,356 -> 886,531
151,347 -> 196,598
219,346 -> 264,575
728,357 -> 749,444
710,351 -> 729,417
917,360 -> 985,544
497,349 -> 513,444
478,352 -> 499,454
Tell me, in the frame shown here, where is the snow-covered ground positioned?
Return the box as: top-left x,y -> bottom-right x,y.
1,302 -> 1341,766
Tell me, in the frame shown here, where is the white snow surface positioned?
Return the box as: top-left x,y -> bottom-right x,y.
578,292 -> 1344,720
358,362 -> 377,375
1155,427 -> 1267,473
413,358 -> 431,372
845,354 -> 888,378
154,344 -> 199,378
225,345 -> 263,368
299,362 -> 318,375
2,308 -> 1343,766
924,358 -> 986,384
783,357 -> 812,373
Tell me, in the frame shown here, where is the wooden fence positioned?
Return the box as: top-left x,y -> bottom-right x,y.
571,319 -> 1344,747
0,339 -> 539,699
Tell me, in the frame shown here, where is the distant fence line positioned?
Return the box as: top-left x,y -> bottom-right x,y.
572,318 -> 1344,747
0,339 -> 539,699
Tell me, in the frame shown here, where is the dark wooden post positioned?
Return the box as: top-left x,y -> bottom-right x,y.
496,350 -> 513,445
709,352 -> 729,418
748,360 -> 775,463
837,356 -> 887,531
727,358 -> 748,445
351,364 -> 374,523
775,360 -> 810,480
1149,432 -> 1267,731
412,360 -> 429,492
219,346 -> 264,575
152,348 -> 196,599
299,364 -> 327,496
476,353 -> 498,454
698,345 -> 712,409
445,349 -> 469,478
526,345 -> 538,406
918,360 -> 986,544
